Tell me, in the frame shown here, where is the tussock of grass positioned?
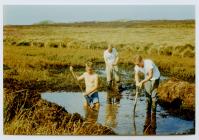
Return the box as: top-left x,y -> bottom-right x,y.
158,78 -> 195,109
157,78 -> 195,120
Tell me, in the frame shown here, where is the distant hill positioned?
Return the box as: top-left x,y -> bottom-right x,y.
5,19 -> 195,28
33,20 -> 55,25
34,19 -> 195,28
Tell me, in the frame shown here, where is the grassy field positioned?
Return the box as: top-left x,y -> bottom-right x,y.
3,20 -> 195,135
4,20 -> 195,82
3,45 -> 195,82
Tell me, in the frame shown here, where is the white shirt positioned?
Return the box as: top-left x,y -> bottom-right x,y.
104,48 -> 118,65
134,59 -> 160,80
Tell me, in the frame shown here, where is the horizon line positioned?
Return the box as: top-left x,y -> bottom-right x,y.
3,18 -> 195,26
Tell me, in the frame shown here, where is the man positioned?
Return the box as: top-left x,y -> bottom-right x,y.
133,55 -> 160,113
104,44 -> 120,89
70,62 -> 100,110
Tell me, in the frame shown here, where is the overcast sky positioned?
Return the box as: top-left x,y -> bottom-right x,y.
3,5 -> 195,25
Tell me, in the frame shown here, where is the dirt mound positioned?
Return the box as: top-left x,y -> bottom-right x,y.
3,78 -> 48,92
158,78 -> 195,120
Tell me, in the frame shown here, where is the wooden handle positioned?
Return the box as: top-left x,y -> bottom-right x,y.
70,67 -> 84,92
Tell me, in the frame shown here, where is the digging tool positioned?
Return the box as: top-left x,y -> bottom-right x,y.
69,66 -> 84,92
132,114 -> 137,135
133,86 -> 140,118
69,66 -> 93,107
132,86 -> 140,135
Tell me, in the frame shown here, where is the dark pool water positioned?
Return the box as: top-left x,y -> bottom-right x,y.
41,90 -> 194,135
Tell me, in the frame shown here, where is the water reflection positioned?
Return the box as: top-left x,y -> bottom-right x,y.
143,111 -> 156,135
41,91 -> 194,135
105,89 -> 121,128
132,87 -> 157,135
132,115 -> 137,135
84,106 -> 99,123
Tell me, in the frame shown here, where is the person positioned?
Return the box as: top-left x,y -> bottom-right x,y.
104,44 -> 120,89
70,62 -> 100,110
133,55 -> 160,113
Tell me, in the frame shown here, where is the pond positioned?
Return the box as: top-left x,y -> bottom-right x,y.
41,89 -> 194,135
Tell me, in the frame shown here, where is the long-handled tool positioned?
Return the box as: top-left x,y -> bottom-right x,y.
69,66 -> 84,92
69,66 -> 92,107
133,86 -> 140,116
132,86 -> 140,135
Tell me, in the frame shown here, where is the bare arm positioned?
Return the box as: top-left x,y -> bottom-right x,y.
70,66 -> 84,81
140,69 -> 153,85
77,74 -> 85,81
135,72 -> 140,86
84,75 -> 99,96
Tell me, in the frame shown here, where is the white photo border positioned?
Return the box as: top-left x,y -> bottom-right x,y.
0,1 -> 198,140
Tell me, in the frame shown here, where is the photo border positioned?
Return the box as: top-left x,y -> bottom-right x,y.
0,0 -> 198,140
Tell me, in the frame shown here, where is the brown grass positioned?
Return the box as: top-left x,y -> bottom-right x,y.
3,81 -> 115,135
157,78 -> 195,120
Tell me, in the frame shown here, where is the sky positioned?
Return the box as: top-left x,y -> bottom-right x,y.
3,5 -> 195,25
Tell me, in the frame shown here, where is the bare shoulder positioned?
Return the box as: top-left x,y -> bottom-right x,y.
82,72 -> 87,77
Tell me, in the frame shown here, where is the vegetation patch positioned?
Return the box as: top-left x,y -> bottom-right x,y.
158,78 -> 195,120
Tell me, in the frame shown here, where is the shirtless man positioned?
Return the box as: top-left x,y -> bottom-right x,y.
70,62 -> 100,110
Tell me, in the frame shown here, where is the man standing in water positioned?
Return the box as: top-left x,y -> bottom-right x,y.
104,44 -> 120,89
70,62 -> 100,110
133,55 -> 160,131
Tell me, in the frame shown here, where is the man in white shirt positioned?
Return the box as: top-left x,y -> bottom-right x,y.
104,44 -> 120,89
133,55 -> 160,113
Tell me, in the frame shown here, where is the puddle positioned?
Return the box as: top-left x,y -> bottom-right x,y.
97,69 -> 168,81
41,90 -> 194,135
